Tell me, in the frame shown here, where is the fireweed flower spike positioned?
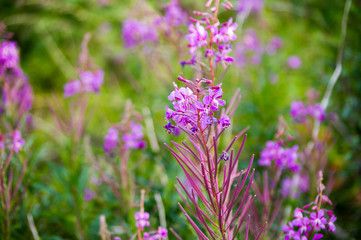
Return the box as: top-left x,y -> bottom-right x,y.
282,171 -> 337,240
63,34 -> 104,98
63,69 -> 104,98
96,101 -> 147,211
135,190 -> 168,240
165,1 -> 265,239
258,141 -> 300,172
0,33 -> 32,240
104,127 -> 119,153
12,130 -> 25,153
290,101 -> 326,123
182,1 -> 239,85
135,211 -> 150,230
122,19 -> 158,48
0,40 -> 22,76
164,0 -> 188,27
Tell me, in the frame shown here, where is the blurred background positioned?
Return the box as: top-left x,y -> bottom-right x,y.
0,0 -> 360,239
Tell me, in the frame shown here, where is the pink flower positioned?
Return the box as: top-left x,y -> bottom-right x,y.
80,69 -> 104,93
12,130 -> 25,153
104,127 -> 119,153
123,122 -> 146,149
185,22 -> 208,54
266,36 -> 283,55
310,210 -> 327,231
64,80 -> 82,98
287,55 -> 302,69
0,40 -> 21,76
122,19 -> 158,48
164,0 -> 187,27
135,212 -> 150,230
328,215 -> 337,232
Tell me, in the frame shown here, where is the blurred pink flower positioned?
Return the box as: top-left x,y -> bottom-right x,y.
287,55 -> 302,69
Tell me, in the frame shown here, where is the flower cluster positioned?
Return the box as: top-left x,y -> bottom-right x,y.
165,81 -> 230,134
64,69 -> 104,98
0,130 -> 26,153
258,141 -> 300,172
185,17 -> 237,67
104,122 -> 146,153
283,171 -> 337,240
122,19 -> 158,48
235,29 -> 283,67
0,40 -> 22,76
283,208 -> 336,240
165,2 -> 267,239
290,101 -> 326,123
133,190 -> 168,240
144,227 -> 168,240
287,55 -> 302,69
1,37 -> 33,153
280,174 -> 309,198
135,211 -> 150,230
12,130 -> 25,153
163,0 -> 188,27
237,0 -> 264,14
0,40 -> 33,118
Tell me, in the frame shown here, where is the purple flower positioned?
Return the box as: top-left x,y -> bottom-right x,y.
292,210 -> 311,235
0,40 -> 21,76
287,55 -> 302,69
164,0 -> 187,27
135,211 -> 150,230
290,101 -> 326,123
277,145 -> 299,172
64,69 -> 104,98
0,132 -> 4,150
104,127 -> 119,153
12,130 -> 25,153
243,29 -> 261,52
213,18 -> 238,44
308,104 -> 326,122
258,141 -> 281,167
266,36 -> 283,55
290,101 -> 308,123
64,80 -> 82,98
281,177 -> 296,198
122,19 -> 158,48
282,221 -> 298,240
203,84 -> 226,111
113,237 -> 121,240
310,210 -> 327,231
298,174 -> 309,193
158,228 -> 168,239
222,18 -> 238,42
328,215 -> 337,232
313,234 -> 323,240
259,141 -> 299,172
220,151 -> 230,161
164,122 -> 176,133
80,69 -> 104,93
185,22 -> 208,54
17,82 -> 33,112
214,44 -> 234,67
180,55 -> 196,67
218,115 -> 231,128
166,82 -> 230,133
122,122 -> 146,149
144,227 -> 168,240
237,0 -> 264,14
84,188 -> 95,202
